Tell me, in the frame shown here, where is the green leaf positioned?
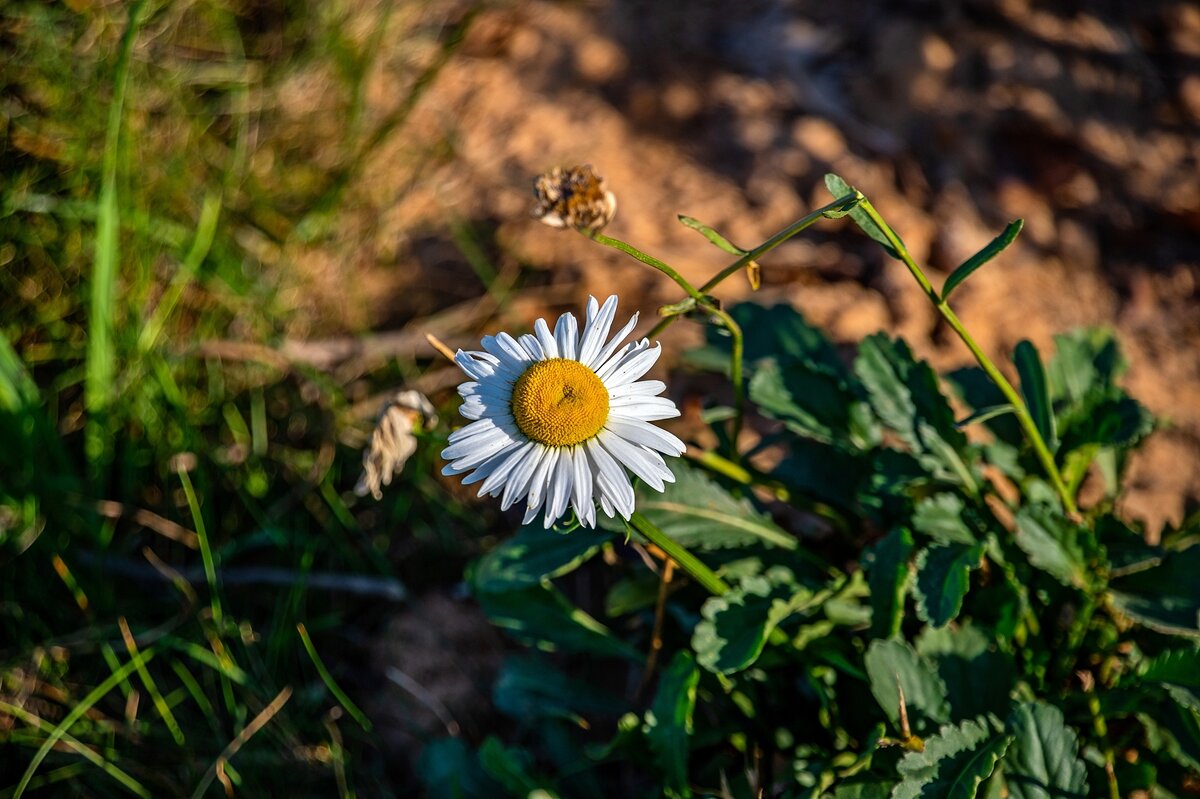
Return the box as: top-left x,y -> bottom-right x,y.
832,780 -> 893,799
417,738 -> 503,799
893,718 -> 1012,799
916,625 -> 1015,721
472,524 -> 613,593
604,572 -> 660,617
1013,341 -> 1056,451
941,220 -> 1023,299
692,567 -> 816,675
914,544 -> 983,628
749,358 -> 870,447
912,494 -> 978,546
824,173 -> 902,259
1139,649 -> 1200,711
478,737 -> 560,798
493,656 -> 620,723
772,439 -> 869,511
1137,698 -> 1200,772
855,334 -> 975,489
0,332 -> 38,412
864,528 -> 914,638
473,584 -> 640,661
1108,545 -> 1200,637
1003,702 -> 1089,799
646,652 -> 700,799
678,215 -> 747,254
1013,505 -> 1089,589
629,460 -> 797,551
864,639 -> 950,733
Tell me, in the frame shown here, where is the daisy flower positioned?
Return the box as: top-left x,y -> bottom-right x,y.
441,296 -> 685,528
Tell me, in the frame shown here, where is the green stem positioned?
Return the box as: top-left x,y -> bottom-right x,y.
588,231 -> 745,449
589,232 -> 705,301
855,198 -> 1079,517
708,304 -> 745,448
1087,692 -> 1120,799
628,512 -> 730,596
648,193 -> 859,337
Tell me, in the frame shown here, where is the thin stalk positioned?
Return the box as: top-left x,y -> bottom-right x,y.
628,512 -> 729,596
588,232 -> 705,301
648,193 -> 859,337
708,304 -> 745,447
855,198 -> 1078,517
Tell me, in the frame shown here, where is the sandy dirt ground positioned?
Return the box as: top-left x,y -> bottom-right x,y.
267,0 -> 1199,536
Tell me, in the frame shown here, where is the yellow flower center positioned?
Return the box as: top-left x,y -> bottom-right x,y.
511,358 -> 609,447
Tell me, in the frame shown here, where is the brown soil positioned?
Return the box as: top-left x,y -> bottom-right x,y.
272,0 -> 1200,532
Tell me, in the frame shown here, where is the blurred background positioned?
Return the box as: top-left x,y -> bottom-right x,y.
2,0 -> 1198,795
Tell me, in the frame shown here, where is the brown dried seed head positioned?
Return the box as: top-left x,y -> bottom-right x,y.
531,165 -> 617,232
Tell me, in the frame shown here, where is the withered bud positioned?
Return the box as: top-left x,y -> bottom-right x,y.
355,390 -> 437,500
531,165 -> 617,232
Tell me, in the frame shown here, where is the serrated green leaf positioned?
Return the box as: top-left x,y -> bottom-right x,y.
893,717 -> 1012,799
1138,698 -> 1200,772
749,358 -> 870,447
914,543 -> 983,628
1139,649 -> 1200,711
629,460 -> 797,551
865,639 -> 950,733
1108,545 -> 1200,637
678,215 -> 747,254
941,220 -> 1023,299
646,652 -> 699,799
854,335 -> 975,489
493,656 -> 621,723
1013,505 -> 1089,589
916,624 -> 1015,721
1013,340 -> 1056,451
825,173 -> 902,259
865,528 -> 914,638
912,494 -> 977,545
472,524 -> 613,593
474,584 -> 640,661
1002,702 -> 1089,799
692,567 -> 816,675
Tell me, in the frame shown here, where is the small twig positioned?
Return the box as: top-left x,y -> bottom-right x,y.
424,333 -> 458,363
635,559 -> 675,702
95,500 -> 199,549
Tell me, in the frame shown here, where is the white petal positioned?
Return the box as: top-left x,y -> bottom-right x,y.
609,379 -> 666,398
534,318 -> 559,359
501,443 -> 545,510
460,445 -> 521,485
518,333 -> 544,360
597,430 -> 669,491
482,333 -> 533,372
594,341 -> 640,382
545,448 -> 575,527
442,422 -> 517,465
578,295 -> 618,368
604,343 -> 662,387
570,445 -> 595,528
588,311 -> 639,370
455,350 -> 497,380
608,396 -> 680,421
604,418 -> 686,456
554,311 -> 579,361
586,437 -> 635,520
477,440 -> 536,497
523,446 -> 560,523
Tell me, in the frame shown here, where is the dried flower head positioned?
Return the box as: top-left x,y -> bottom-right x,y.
356,390 -> 437,500
531,165 -> 617,232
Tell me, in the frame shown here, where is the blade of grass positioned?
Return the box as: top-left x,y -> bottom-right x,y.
13,649 -> 155,798
297,623 -> 372,732
0,700 -> 151,798
177,468 -> 223,629
0,764 -> 88,799
118,617 -> 186,745
85,0 -> 147,418
189,686 -> 293,799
